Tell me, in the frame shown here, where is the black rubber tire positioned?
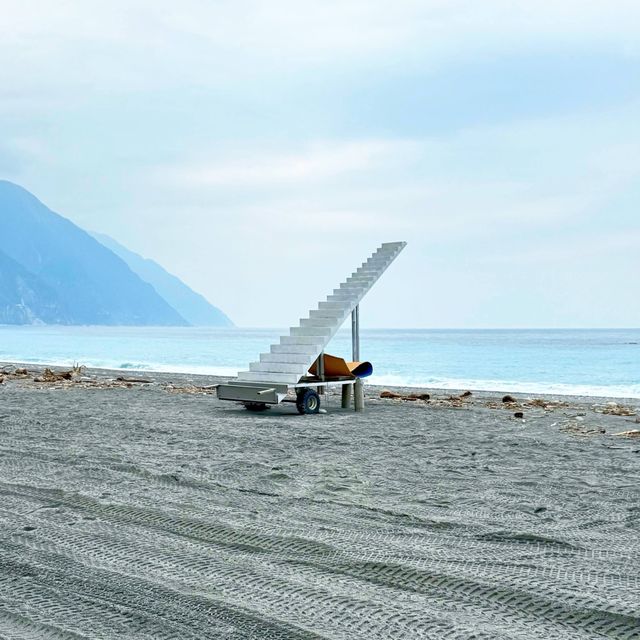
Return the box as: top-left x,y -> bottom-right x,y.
296,389 -> 321,415
244,402 -> 269,412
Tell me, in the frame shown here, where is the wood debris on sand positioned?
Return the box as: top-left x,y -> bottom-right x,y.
35,368 -> 75,382
525,398 -> 570,410
593,402 -> 637,417
560,421 -> 606,437
485,397 -> 570,411
380,390 -> 430,401
379,390 -> 477,408
164,384 -> 217,395
613,429 -> 640,437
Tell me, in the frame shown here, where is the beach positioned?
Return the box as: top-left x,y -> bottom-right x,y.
0,364 -> 639,639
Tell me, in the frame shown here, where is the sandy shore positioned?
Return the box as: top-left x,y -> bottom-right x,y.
0,363 -> 639,639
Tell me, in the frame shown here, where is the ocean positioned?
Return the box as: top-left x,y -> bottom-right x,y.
1,326 -> 638,398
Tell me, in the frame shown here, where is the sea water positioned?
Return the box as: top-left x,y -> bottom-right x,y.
0,326 -> 638,398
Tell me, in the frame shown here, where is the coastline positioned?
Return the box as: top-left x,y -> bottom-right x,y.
2,359 -> 640,405
2,325 -> 638,400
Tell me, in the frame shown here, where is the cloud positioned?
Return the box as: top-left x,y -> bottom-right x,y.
1,0 -> 639,100
158,140 -> 417,188
4,1 -> 640,55
149,98 -> 640,237
477,227 -> 640,267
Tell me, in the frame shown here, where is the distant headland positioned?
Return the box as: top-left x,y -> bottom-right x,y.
0,180 -> 232,326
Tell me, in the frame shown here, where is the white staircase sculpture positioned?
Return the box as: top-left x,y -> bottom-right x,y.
236,241 -> 407,385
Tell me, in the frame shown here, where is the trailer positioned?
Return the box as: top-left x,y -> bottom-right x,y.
216,241 -> 407,414
217,377 -> 356,415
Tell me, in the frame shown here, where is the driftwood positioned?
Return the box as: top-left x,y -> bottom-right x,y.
560,421 -> 606,437
116,376 -> 153,384
379,390 -> 478,408
164,384 -> 217,395
34,364 -> 87,383
594,402 -> 636,417
35,368 -> 73,382
380,390 -> 430,401
524,398 -> 570,411
613,429 -> 640,438
447,391 -> 473,401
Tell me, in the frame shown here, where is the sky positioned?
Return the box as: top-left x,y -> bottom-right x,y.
1,0 -> 639,328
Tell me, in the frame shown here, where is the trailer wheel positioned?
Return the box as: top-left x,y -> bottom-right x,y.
244,402 -> 269,412
296,389 -> 320,415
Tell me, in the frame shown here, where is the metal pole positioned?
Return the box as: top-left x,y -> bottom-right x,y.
351,305 -> 360,362
317,350 -> 325,395
351,305 -> 364,412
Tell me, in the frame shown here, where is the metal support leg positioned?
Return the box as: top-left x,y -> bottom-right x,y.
352,306 -> 363,411
341,383 -> 352,408
354,379 -> 365,412
317,350 -> 325,395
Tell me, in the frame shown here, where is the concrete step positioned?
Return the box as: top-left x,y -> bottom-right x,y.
237,371 -> 300,384
250,361 -> 307,374
280,335 -> 325,346
334,285 -> 366,294
352,267 -> 379,274
300,317 -> 339,328
309,308 -> 346,321
336,286 -> 366,295
289,326 -> 333,338
326,293 -> 359,304
260,352 -> 313,364
309,308 -> 344,320
318,301 -> 352,311
347,273 -> 376,281
271,343 -> 319,355
355,266 -> 384,274
361,261 -> 391,272
359,261 -> 390,273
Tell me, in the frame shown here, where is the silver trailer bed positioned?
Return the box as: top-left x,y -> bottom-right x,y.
216,378 -> 357,414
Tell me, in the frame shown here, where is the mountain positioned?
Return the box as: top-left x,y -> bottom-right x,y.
0,249 -> 70,324
93,233 -> 233,327
0,180 -> 187,325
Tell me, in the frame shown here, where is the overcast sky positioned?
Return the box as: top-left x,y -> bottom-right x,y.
2,1 -> 639,328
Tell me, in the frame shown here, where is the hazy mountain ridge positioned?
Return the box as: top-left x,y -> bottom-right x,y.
93,233 -> 232,327
0,248 -> 71,324
0,180 -> 202,326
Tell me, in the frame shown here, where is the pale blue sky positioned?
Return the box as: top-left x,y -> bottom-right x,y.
1,1 -> 638,327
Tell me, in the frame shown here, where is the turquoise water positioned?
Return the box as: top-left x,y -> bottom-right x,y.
0,326 -> 638,398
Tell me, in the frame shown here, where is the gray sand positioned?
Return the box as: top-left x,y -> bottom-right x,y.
0,365 -> 639,639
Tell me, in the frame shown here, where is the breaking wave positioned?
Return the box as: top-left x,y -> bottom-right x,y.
368,374 -> 640,399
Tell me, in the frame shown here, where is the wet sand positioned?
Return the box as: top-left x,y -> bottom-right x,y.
0,364 -> 639,639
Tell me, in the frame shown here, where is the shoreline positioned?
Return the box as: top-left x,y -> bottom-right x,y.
2,325 -> 638,400
2,359 -> 640,405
